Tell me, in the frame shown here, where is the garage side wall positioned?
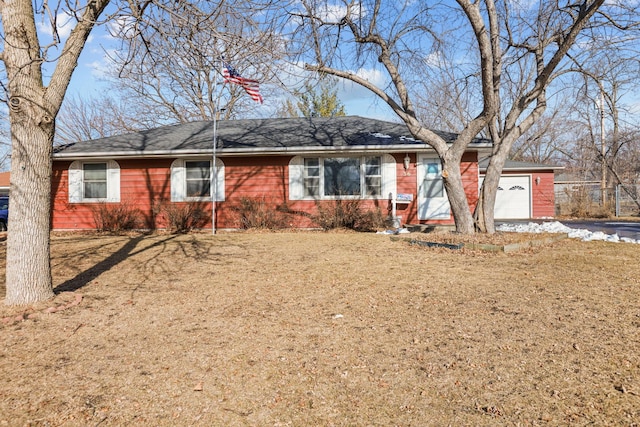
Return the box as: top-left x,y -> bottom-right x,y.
531,171 -> 556,218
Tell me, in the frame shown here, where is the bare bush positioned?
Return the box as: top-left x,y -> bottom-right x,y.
313,200 -> 386,232
159,202 -> 208,233
92,203 -> 142,232
233,197 -> 289,230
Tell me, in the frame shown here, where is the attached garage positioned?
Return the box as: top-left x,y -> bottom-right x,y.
493,175 -> 531,219
480,159 -> 563,220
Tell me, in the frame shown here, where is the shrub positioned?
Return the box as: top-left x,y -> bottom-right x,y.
562,187 -> 613,218
233,196 -> 288,230
312,199 -> 386,231
92,202 -> 142,232
159,202 -> 208,233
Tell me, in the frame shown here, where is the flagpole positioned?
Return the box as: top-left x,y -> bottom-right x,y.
212,58 -> 262,234
212,58 -> 223,235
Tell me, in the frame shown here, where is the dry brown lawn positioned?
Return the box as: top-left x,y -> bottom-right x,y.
0,230 -> 639,426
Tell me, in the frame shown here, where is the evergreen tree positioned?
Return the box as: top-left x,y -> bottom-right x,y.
296,78 -> 346,118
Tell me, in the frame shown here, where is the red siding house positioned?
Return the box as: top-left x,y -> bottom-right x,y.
51,116 -> 558,230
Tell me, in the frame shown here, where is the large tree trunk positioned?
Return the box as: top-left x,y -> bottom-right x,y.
3,0 -> 55,304
475,149 -> 510,234
5,108 -> 55,304
2,0 -> 110,305
442,159 -> 475,234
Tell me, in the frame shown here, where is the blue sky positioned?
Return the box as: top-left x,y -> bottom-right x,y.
32,1 -> 640,127
41,10 -> 398,123
38,11 -> 398,121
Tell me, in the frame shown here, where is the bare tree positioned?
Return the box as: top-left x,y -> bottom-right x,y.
286,1 -> 625,233
570,40 -> 640,203
0,0 -> 112,304
511,108 -> 582,165
56,94 -> 148,144
273,98 -> 300,118
464,1 -> 635,232
287,1 -> 499,233
0,110 -> 11,170
107,1 -> 281,124
0,0 -> 276,304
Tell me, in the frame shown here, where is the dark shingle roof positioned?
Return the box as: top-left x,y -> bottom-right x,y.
54,116 -> 491,158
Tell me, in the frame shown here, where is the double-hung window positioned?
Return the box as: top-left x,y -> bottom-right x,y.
170,158 -> 225,202
185,160 -> 211,198
300,156 -> 383,198
68,160 -> 120,203
363,157 -> 382,196
83,163 -> 107,199
303,158 -> 320,197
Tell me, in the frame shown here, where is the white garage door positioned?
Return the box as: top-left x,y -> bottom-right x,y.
481,175 -> 531,219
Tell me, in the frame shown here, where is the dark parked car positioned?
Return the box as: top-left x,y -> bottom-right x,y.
0,196 -> 8,231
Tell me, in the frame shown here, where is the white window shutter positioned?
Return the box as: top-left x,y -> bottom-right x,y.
381,153 -> 397,199
68,161 -> 83,203
213,158 -> 225,201
288,156 -> 304,200
171,159 -> 185,202
106,160 -> 120,202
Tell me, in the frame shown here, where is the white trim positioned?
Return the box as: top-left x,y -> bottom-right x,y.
170,158 -> 225,202
106,160 -> 120,202
381,153 -> 397,199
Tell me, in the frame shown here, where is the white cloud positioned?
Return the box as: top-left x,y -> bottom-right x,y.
338,67 -> 387,99
316,2 -> 365,23
424,51 -> 447,68
107,16 -> 137,39
605,0 -> 640,6
85,47 -> 119,79
37,12 -> 74,40
506,0 -> 538,13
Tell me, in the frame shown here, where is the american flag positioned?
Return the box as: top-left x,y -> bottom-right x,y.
222,62 -> 263,104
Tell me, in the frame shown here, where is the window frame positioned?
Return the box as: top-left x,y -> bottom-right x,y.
68,160 -> 120,203
170,158 -> 225,202
301,155 -> 384,200
82,162 -> 108,201
184,160 -> 212,200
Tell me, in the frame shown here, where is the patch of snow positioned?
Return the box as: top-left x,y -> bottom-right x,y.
370,132 -> 392,138
399,135 -> 417,142
496,221 -> 639,244
376,228 -> 410,235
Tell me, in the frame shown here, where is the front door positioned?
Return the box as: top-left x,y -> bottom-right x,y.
417,155 -> 450,220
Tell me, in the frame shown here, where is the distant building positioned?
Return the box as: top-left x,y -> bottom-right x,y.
0,172 -> 9,196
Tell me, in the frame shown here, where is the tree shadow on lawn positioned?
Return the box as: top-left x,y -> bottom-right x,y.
54,234 -> 179,294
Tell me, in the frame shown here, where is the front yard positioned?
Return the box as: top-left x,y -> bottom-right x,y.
1,231 -> 639,425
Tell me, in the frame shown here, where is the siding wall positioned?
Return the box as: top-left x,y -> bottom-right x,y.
51,152 -> 482,230
52,159 -> 174,230
531,171 -> 556,218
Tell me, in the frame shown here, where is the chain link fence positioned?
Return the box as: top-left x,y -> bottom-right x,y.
555,182 -> 640,217
615,184 -> 640,217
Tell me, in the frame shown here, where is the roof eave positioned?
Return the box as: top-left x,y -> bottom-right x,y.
480,165 -> 566,172
52,142 -> 493,160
